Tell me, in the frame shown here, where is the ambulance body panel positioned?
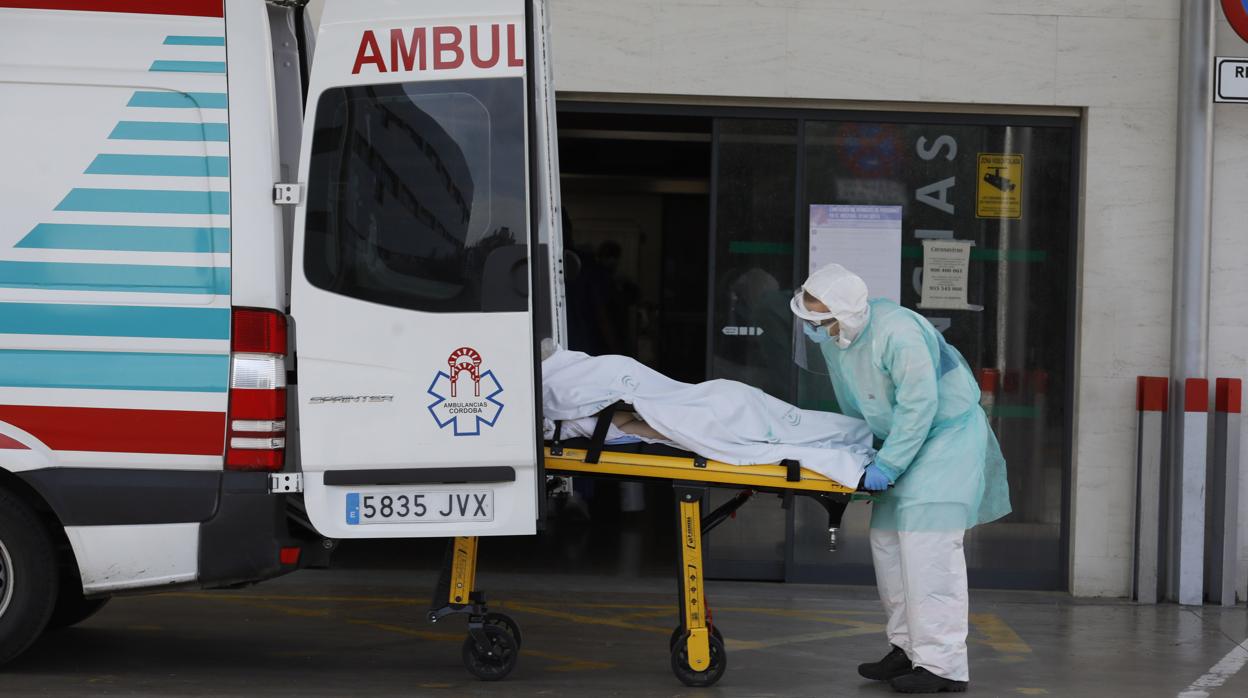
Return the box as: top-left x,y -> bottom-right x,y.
0,2 -> 241,598
0,0 -> 559,655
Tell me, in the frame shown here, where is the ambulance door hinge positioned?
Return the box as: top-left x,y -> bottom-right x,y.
269,472 -> 303,493
273,183 -> 302,205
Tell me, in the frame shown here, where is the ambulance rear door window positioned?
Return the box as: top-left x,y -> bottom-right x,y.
304,78 -> 528,313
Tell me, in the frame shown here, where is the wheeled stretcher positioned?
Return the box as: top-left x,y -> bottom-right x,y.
427,403 -> 865,687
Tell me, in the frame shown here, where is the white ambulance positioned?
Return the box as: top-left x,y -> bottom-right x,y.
0,0 -> 562,666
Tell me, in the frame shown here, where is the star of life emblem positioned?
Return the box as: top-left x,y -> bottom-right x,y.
427,347 -> 505,436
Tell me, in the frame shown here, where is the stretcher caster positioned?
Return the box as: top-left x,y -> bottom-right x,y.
670,632 -> 727,687
669,624 -> 723,651
461,624 -> 518,681
484,612 -> 522,648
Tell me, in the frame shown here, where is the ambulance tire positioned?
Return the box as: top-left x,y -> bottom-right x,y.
46,593 -> 110,631
0,489 -> 58,667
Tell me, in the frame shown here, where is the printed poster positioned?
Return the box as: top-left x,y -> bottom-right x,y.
918,239 -> 974,310
808,204 -> 902,302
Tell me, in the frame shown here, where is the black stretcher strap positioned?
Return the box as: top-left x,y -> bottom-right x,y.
584,401 -> 622,465
550,420 -> 564,456
783,458 -> 801,482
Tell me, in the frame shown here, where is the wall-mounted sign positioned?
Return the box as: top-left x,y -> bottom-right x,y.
975,153 -> 1023,219
1222,0 -> 1248,44
808,204 -> 902,302
918,240 -> 978,311
1214,57 -> 1248,102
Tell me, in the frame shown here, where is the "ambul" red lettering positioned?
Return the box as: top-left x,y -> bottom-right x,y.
351,29 -> 386,74
433,26 -> 464,69
351,23 -> 524,75
469,24 -> 500,69
390,27 -> 426,72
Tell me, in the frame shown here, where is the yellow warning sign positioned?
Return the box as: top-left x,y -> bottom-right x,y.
976,153 -> 1023,219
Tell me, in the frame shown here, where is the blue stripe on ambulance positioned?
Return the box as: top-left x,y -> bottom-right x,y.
109,121 -> 229,142
56,189 -> 229,215
150,60 -> 226,73
163,36 -> 225,46
126,91 -> 228,109
0,349 -> 228,392
0,261 -> 229,295
18,224 -> 229,253
0,303 -> 229,340
85,154 -> 229,178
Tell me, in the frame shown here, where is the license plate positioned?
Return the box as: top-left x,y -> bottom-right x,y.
345,490 -> 493,525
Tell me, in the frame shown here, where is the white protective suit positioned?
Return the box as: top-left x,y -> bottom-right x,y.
541,348 -> 875,487
794,263 -> 1009,683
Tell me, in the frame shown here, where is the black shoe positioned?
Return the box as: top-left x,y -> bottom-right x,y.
857,645 -> 912,681
889,667 -> 968,693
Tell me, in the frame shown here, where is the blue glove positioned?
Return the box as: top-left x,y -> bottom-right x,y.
862,464 -> 891,491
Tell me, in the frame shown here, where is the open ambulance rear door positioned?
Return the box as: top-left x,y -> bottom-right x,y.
290,0 -> 558,539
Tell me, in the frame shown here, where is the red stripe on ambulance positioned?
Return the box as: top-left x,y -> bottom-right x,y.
0,433 -> 29,450
0,0 -> 222,17
0,405 -> 224,455
352,23 -> 524,75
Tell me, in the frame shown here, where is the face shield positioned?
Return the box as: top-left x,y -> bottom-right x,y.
789,264 -> 871,374
791,290 -> 836,375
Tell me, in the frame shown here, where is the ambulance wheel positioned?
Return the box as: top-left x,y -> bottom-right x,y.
670,633 -> 727,687
0,488 -> 58,666
46,593 -> 109,630
669,624 -> 724,651
483,612 -> 522,647
462,624 -> 518,681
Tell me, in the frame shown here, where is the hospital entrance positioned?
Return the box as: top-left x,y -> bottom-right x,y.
554,103 -> 1078,591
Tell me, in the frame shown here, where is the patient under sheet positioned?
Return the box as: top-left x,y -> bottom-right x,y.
541,349 -> 875,487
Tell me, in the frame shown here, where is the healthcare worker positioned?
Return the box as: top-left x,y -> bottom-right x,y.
791,263 -> 1010,694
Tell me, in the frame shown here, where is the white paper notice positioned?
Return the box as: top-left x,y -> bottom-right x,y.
918,239 -> 973,310
808,205 -> 902,302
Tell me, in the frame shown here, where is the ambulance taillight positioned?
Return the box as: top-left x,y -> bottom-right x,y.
226,308 -> 288,471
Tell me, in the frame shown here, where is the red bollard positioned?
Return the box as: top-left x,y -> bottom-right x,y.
1206,378 -> 1241,606
1134,376 -> 1167,603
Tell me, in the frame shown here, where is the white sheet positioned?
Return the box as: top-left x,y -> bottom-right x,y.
541,349 -> 875,487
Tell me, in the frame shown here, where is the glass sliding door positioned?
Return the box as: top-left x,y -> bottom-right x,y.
705,111 -> 1077,590
703,119 -> 799,580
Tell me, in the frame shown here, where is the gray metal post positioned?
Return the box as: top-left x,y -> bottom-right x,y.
1206,378 -> 1241,606
1167,0 -> 1215,605
1176,380 -> 1209,605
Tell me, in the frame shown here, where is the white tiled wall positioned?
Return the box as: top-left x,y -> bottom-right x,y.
546,0 -> 1248,598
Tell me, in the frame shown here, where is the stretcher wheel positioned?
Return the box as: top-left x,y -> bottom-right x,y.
461,625 -> 518,681
669,624 -> 723,651
670,633 -> 727,687
484,612 -> 522,647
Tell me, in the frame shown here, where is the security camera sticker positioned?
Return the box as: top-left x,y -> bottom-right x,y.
427,347 -> 504,436
975,153 -> 1023,219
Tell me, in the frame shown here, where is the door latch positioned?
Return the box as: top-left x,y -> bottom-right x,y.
269,472 -> 303,493
273,183 -> 302,205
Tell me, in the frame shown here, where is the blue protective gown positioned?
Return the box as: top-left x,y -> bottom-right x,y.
819,299 -> 1011,531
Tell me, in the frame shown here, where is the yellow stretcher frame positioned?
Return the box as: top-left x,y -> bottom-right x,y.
546,445 -> 857,495
429,443 -> 860,687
